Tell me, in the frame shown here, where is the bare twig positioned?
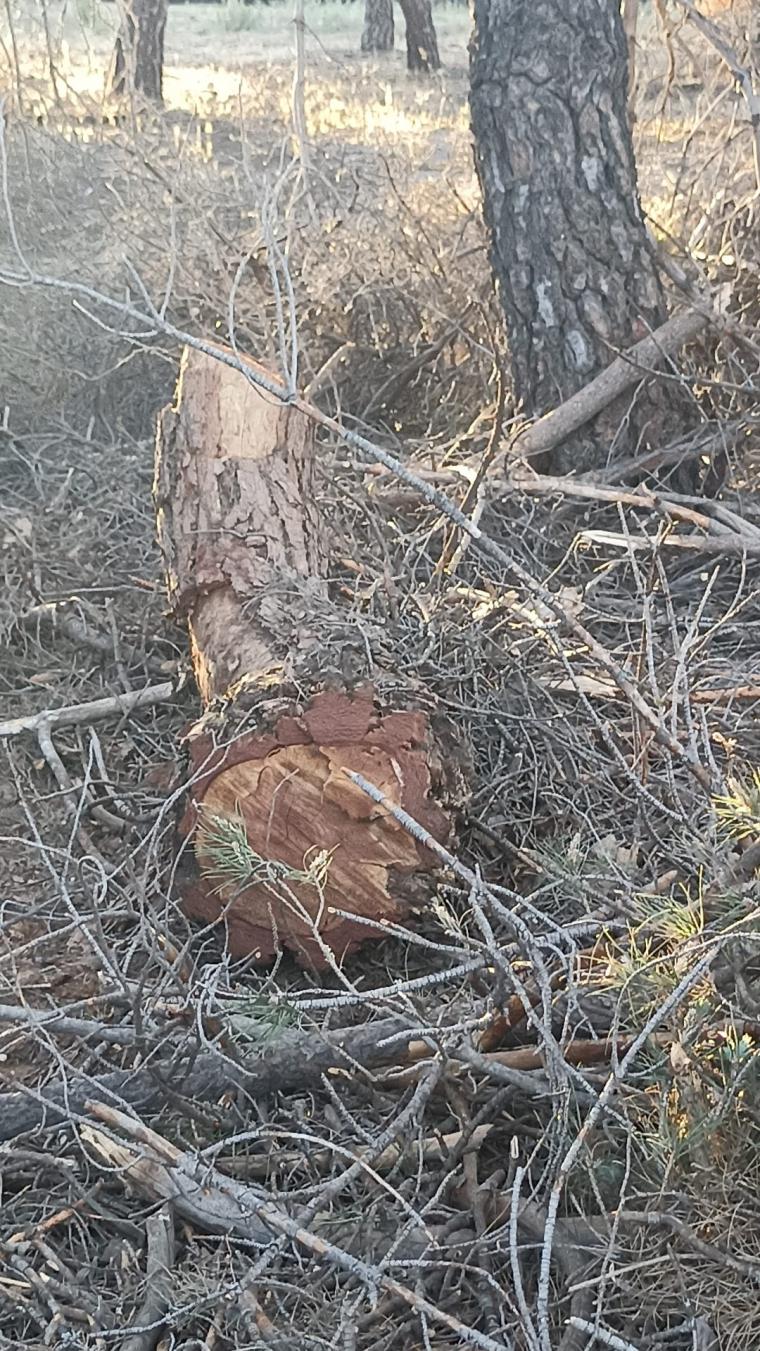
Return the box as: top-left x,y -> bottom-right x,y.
504,473 -> 760,542
565,1319 -> 641,1351
0,1003 -> 137,1046
291,0 -> 310,174
543,675 -> 760,705
673,0 -> 760,191
121,1204 -> 175,1351
22,601 -> 112,655
0,681 -> 177,738
578,527 -> 760,556
617,1210 -> 760,1284
536,944 -> 721,1351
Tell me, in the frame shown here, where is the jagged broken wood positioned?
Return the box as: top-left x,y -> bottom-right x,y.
154,345 -> 467,967
82,1103 -> 513,1351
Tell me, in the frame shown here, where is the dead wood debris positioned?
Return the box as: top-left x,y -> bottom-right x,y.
1,23 -> 760,1351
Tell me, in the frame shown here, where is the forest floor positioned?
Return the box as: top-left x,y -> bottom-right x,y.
1,4 -> 760,1350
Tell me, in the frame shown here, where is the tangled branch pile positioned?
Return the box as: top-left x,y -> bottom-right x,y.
1,6 -> 760,1350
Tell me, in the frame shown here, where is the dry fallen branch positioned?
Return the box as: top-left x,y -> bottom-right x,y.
83,1103 -> 514,1351
218,1124 -> 494,1181
21,600 -> 113,655
543,675 -> 760,705
578,527 -> 760,556
0,1000 -> 572,1145
0,680 -> 177,738
505,473 -> 760,543
507,308 -> 708,466
0,1015 -> 425,1143
0,1003 -> 138,1045
565,1319 -> 640,1351
618,1210 -> 760,1285
121,1205 -> 175,1351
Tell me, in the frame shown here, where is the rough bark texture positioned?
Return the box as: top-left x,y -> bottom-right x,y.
155,346 -> 324,706
398,0 -> 441,71
470,0 -> 674,474
154,347 -> 468,967
361,0 -> 394,52
0,1018 -> 418,1142
112,0 -> 167,102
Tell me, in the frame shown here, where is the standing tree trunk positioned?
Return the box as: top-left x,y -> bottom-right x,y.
111,0 -> 167,102
361,0 -> 395,52
154,346 -> 468,969
398,0 -> 441,71
470,0 -> 676,474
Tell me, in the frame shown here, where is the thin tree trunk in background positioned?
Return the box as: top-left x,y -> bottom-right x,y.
40,0 -> 63,108
292,0 -> 310,172
470,0 -> 681,474
361,0 -> 395,53
2,0 -> 25,115
398,0 -> 441,72
111,0 -> 167,102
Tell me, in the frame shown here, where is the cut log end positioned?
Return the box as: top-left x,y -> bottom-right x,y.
155,346 -> 470,968
177,686 -> 460,967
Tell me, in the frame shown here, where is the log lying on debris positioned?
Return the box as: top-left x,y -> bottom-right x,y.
154,346 -> 468,967
0,1017 -> 419,1143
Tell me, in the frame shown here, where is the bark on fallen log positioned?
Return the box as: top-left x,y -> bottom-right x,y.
0,1016 -> 418,1143
155,346 -> 469,966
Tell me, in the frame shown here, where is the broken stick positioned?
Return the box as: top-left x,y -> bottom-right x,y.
510,308 -> 707,465
84,1103 -> 511,1351
0,681 -> 176,739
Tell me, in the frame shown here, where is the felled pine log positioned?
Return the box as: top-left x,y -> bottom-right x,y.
154,346 -> 469,968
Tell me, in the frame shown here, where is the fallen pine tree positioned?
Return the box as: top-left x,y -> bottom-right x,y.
154,345 -> 470,967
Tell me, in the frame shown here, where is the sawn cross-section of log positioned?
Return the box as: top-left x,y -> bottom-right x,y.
154,346 -> 469,967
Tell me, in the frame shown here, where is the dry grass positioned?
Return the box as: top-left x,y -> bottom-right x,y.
0,4 -> 760,1350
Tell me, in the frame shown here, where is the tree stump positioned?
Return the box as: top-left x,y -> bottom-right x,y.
154,347 -> 468,968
